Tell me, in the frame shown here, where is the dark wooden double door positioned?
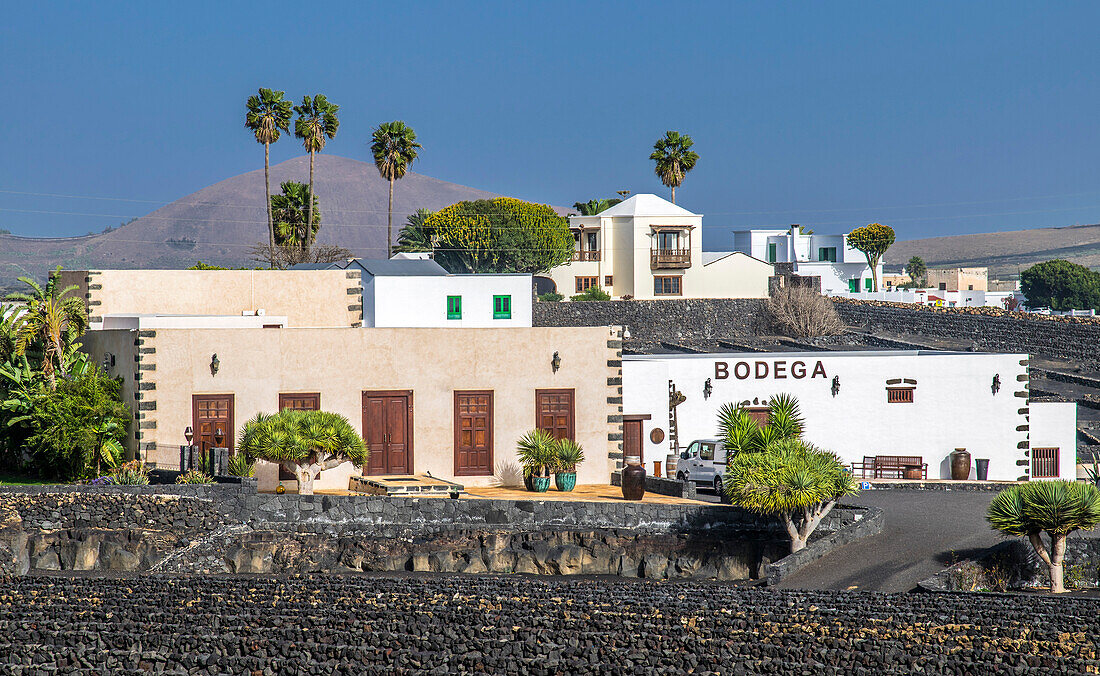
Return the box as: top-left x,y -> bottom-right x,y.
363,391 -> 412,475
192,394 -> 234,455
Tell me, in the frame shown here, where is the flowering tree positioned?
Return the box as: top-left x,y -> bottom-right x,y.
846,223 -> 895,292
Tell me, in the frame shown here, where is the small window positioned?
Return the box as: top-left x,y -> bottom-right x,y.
575,276 -> 598,292
968,284 -> 974,291
700,443 -> 715,461
818,247 -> 837,262
1032,447 -> 1059,478
887,387 -> 915,403
493,295 -> 511,319
654,276 -> 682,296
848,279 -> 859,293
447,295 -> 462,320
604,275 -> 613,286
939,282 -> 947,291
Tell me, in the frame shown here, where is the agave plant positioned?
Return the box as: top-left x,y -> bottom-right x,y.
176,469 -> 214,485
227,452 -> 255,478
987,480 -> 1100,593
112,460 -> 150,485
717,393 -> 805,455
516,429 -> 556,478
239,409 -> 366,495
553,438 -> 585,473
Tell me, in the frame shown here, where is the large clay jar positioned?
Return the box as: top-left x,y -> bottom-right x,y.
621,456 -> 647,501
951,448 -> 971,480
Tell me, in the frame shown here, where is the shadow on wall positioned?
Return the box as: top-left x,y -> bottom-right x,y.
494,461 -> 524,488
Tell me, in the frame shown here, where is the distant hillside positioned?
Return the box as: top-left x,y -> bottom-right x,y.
887,223 -> 1100,277
0,155 -> 527,288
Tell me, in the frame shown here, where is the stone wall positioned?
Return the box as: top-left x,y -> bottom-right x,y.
534,299 -> 768,343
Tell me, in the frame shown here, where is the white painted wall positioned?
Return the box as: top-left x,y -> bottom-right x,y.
829,289 -> 1023,308
623,351 -> 1068,481
367,274 -> 533,327
1029,402 -> 1078,482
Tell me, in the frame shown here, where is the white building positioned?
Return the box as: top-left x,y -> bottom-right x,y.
726,225 -> 879,294
545,194 -> 774,300
623,350 -> 1076,482
828,288 -> 1024,309
302,258 -> 533,328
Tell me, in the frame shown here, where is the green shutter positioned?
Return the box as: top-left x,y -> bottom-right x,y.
848,279 -> 859,293
447,295 -> 462,319
768,243 -> 777,263
865,278 -> 873,291
493,295 -> 511,319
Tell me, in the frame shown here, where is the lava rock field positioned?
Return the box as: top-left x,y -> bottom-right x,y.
1,573 -> 1097,674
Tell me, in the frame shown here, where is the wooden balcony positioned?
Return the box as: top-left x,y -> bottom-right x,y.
651,248 -> 691,269
571,250 -> 602,262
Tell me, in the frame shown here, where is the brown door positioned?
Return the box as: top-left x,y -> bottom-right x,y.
623,418 -> 642,462
192,394 -> 234,455
454,390 -> 493,476
362,391 -> 412,475
536,389 -> 575,441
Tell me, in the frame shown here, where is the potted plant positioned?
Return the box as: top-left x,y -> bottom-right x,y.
517,430 -> 554,492
553,439 -> 584,492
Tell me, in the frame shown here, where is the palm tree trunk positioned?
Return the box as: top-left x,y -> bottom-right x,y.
305,150 -> 315,258
387,177 -> 394,258
671,185 -> 676,204
264,143 -> 275,259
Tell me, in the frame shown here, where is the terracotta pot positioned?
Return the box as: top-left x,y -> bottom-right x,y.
950,448 -> 971,481
621,462 -> 646,501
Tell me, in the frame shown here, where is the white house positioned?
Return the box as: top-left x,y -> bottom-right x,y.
726,225 -> 879,295
302,258 -> 533,328
545,194 -> 774,300
623,350 -> 1076,482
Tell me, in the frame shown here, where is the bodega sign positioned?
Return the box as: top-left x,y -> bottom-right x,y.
714,359 -> 827,381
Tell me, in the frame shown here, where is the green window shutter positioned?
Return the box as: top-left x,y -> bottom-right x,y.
447,295 -> 462,320
848,279 -> 859,293
818,247 -> 826,262
865,278 -> 873,291
493,295 -> 511,319
768,243 -> 777,263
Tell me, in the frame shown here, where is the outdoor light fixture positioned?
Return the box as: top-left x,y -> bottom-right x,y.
102,352 -> 115,370
184,426 -> 194,444
214,427 -> 224,447
551,351 -> 561,373
992,374 -> 1001,395
703,378 -> 713,400
622,327 -> 632,340
831,375 -> 841,398
210,353 -> 220,376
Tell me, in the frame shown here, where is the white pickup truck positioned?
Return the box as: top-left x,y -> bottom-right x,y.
675,438 -> 730,494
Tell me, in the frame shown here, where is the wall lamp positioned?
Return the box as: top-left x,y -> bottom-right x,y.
703,378 -> 713,400
622,326 -> 632,340
991,374 -> 1001,395
831,375 -> 841,398
551,351 -> 561,373
210,353 -> 220,377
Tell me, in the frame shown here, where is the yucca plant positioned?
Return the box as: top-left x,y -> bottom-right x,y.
724,438 -> 857,552
238,410 -> 366,495
553,438 -> 585,473
227,452 -> 255,478
717,393 -> 805,456
176,469 -> 213,485
516,429 -> 556,478
987,480 -> 1100,593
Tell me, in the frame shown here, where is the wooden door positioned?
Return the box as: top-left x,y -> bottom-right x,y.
192,394 -> 234,455
535,389 -> 575,441
454,391 -> 493,476
623,418 -> 642,462
362,391 -> 412,475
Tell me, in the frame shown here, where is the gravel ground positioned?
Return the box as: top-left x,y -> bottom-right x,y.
2,573 -> 1098,674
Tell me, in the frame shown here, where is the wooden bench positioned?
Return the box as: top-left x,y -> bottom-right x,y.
851,455 -> 927,480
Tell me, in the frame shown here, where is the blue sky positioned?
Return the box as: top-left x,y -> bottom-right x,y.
2,2 -> 1099,246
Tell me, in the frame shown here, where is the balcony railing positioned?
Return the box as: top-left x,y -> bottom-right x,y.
651,248 -> 691,268
571,250 -> 601,262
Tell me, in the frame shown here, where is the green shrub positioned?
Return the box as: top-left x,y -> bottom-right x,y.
570,286 -> 611,302
227,452 -> 255,478
239,410 -> 366,495
537,292 -> 564,303
176,470 -> 214,485
111,460 -> 150,485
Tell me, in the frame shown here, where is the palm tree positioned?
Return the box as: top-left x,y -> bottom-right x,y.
370,121 -> 422,257
988,481 -> 1100,593
394,208 -> 434,253
649,130 -> 699,204
293,94 -> 340,257
270,181 -> 321,251
572,198 -> 622,215
245,88 -> 293,253
6,268 -> 88,390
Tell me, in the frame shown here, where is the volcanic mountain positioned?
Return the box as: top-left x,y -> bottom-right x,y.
0,155 -> 509,288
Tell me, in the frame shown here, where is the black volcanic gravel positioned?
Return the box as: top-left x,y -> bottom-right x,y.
1,573 -> 1098,674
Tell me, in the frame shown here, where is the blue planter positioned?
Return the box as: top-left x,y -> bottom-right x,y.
532,476 -> 551,492
555,472 -> 577,492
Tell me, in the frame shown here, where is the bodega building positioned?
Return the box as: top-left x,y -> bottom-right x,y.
623,350 -> 1076,482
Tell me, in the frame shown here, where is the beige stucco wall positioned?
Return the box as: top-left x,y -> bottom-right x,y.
80,328 -> 141,458
61,269 -> 363,329
927,268 -> 988,292
83,326 -> 619,491
696,253 -> 772,298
